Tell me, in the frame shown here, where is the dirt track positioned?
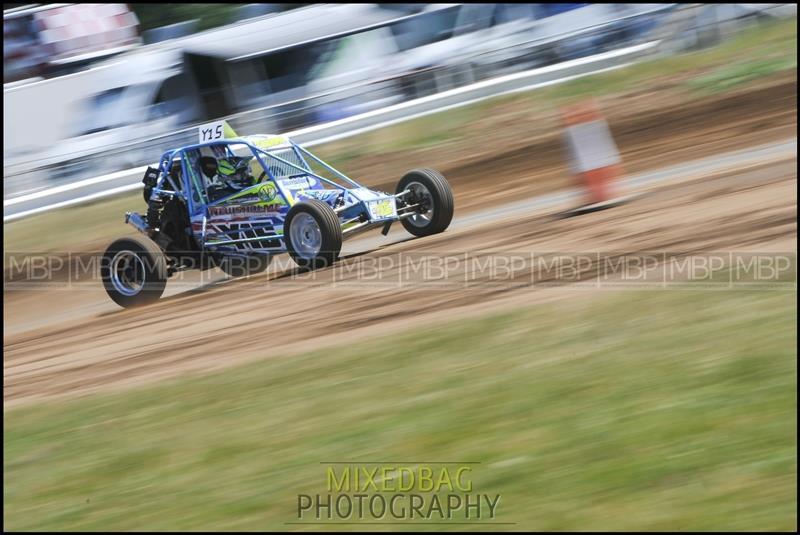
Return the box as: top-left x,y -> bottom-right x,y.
4,153 -> 796,408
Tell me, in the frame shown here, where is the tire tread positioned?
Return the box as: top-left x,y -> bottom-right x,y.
101,235 -> 168,308
396,168 -> 454,237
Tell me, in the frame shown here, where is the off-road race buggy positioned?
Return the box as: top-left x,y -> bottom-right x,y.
101,121 -> 454,308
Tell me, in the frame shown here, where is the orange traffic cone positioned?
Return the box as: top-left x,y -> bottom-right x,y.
560,99 -> 627,214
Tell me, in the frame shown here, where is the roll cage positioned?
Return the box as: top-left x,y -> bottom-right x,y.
150,137 -> 365,217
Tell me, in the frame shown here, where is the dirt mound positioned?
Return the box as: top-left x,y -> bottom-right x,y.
436,76 -> 797,213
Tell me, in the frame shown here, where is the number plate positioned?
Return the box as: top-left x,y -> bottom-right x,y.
368,198 -> 396,220
199,120 -> 225,143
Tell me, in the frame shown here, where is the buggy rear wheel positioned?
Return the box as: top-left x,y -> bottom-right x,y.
101,235 -> 167,308
396,168 -> 454,237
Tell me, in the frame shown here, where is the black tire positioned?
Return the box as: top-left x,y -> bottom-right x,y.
101,236 -> 168,308
285,200 -> 342,269
218,254 -> 273,278
396,168 -> 454,237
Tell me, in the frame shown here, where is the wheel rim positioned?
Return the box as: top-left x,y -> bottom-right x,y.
405,181 -> 434,228
290,213 -> 322,259
110,250 -> 146,297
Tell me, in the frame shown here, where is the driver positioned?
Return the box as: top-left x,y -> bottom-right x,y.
200,156 -> 254,193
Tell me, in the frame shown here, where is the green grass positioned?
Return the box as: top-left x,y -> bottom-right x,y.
687,57 -> 798,94
4,191 -> 142,253
4,17 -> 797,254
451,17 -> 797,114
4,290 -> 797,531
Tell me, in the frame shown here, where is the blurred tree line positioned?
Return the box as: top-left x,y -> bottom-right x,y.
130,3 -> 308,33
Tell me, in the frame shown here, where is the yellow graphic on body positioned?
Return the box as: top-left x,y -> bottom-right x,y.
222,121 -> 238,138
372,199 -> 393,217
253,136 -> 289,150
220,181 -> 287,207
249,158 -> 266,183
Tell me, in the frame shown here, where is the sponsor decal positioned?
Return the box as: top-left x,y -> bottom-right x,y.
279,177 -> 311,189
298,189 -> 336,201
258,183 -> 278,202
226,193 -> 261,203
368,198 -> 396,219
208,204 -> 284,216
205,221 -> 281,251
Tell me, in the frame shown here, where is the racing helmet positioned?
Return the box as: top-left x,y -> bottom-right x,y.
217,157 -> 253,188
217,158 -> 238,177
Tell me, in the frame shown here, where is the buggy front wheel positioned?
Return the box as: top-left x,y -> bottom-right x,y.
396,168 -> 454,237
285,200 -> 342,269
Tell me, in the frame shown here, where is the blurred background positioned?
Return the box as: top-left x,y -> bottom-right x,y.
3,3 -> 796,204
